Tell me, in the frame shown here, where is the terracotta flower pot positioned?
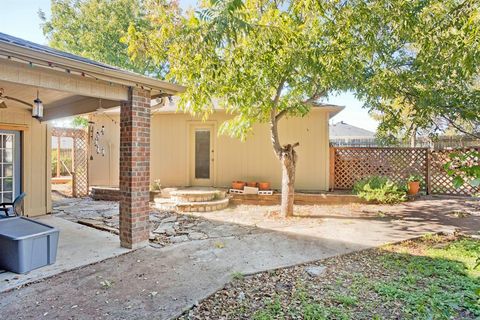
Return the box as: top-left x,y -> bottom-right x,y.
258,182 -> 270,190
407,181 -> 420,195
247,181 -> 257,187
231,181 -> 246,190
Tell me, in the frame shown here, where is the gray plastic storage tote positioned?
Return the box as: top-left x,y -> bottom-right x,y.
0,217 -> 59,274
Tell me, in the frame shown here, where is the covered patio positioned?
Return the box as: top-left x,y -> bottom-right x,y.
0,32 -> 184,280
0,215 -> 129,292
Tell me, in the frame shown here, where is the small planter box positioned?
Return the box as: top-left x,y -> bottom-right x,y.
0,217 -> 59,274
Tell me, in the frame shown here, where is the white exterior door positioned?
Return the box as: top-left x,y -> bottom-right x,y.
190,124 -> 215,186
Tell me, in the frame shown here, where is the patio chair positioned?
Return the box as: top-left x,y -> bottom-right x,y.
0,193 -> 26,218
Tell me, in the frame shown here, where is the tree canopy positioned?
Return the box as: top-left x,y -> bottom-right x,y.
39,0 -> 180,77
352,0 -> 480,139
125,0 -> 480,140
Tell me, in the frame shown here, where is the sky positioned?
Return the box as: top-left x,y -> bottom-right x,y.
0,0 -> 378,132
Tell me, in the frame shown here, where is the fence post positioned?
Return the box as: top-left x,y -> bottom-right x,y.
72,137 -> 77,198
425,148 -> 431,195
329,147 -> 335,191
71,172 -> 77,198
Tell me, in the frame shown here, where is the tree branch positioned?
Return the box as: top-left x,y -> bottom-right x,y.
275,87 -> 327,121
275,108 -> 289,121
270,79 -> 286,157
442,116 -> 480,139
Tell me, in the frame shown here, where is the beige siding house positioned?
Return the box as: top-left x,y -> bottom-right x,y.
0,31 -> 184,250
89,104 -> 342,192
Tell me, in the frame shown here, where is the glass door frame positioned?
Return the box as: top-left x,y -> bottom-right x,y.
0,130 -> 21,203
188,122 -> 216,187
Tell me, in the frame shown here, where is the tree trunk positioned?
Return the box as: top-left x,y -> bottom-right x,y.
268,79 -> 300,218
280,144 -> 297,217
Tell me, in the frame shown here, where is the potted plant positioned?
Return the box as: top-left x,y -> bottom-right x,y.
231,181 -> 246,190
258,182 -> 270,190
406,174 -> 423,196
247,181 -> 258,187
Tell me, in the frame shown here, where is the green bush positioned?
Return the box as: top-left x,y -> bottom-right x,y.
353,176 -> 407,204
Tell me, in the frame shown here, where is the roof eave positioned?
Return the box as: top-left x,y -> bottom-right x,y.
307,102 -> 345,118
0,40 -> 186,95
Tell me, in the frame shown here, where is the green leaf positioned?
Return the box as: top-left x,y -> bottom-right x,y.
452,176 -> 465,188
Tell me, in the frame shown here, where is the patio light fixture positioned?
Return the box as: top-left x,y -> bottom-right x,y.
32,90 -> 43,119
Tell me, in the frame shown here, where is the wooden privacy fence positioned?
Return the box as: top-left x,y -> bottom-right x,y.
330,147 -> 480,196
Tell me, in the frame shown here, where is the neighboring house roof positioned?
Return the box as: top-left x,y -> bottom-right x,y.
329,121 -> 375,138
0,32 -> 185,96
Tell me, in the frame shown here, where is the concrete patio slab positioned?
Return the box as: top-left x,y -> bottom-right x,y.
0,216 -> 130,293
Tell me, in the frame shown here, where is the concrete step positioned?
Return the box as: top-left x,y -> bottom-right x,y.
175,198 -> 229,212
153,190 -> 230,212
169,188 -> 226,203
153,198 -> 177,212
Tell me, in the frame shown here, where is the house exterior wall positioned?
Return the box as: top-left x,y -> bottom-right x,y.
89,109 -> 331,191
0,108 -> 51,217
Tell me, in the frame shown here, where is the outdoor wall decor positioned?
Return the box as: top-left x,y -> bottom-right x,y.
88,121 -> 106,160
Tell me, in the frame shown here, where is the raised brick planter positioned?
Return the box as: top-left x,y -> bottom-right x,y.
229,192 -> 364,206
90,187 -> 121,202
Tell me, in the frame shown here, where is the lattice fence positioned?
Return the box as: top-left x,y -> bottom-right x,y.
51,127 -> 89,197
429,148 -> 480,195
332,147 -> 428,190
331,147 -> 479,196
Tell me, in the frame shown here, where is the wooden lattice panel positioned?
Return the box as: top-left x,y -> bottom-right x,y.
52,127 -> 89,197
72,130 -> 89,197
429,148 -> 480,195
333,147 -> 428,190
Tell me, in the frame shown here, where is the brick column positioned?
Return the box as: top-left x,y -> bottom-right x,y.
119,87 -> 151,249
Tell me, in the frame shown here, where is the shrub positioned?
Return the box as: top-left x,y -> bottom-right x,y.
353,176 -> 407,204
407,173 -> 423,183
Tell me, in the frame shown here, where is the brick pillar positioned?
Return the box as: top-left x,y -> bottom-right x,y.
119,87 -> 151,249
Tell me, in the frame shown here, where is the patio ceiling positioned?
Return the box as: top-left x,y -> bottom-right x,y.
0,79 -> 120,121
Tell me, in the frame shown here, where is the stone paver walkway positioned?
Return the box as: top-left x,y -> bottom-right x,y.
53,197 -> 258,247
